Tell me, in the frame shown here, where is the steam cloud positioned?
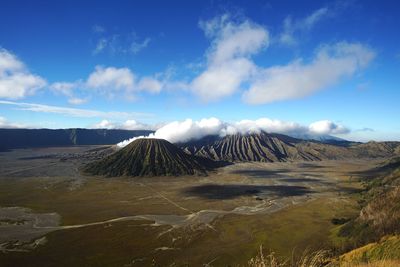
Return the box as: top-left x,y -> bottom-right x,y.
117,117 -> 349,147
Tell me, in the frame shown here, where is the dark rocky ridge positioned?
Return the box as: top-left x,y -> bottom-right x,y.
83,138 -> 220,177
181,132 -> 400,162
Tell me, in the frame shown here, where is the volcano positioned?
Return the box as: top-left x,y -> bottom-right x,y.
83,138 -> 216,177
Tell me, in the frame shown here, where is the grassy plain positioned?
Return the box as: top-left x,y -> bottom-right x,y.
0,146 -> 380,266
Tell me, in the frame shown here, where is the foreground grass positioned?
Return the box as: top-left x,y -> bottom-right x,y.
338,235 -> 400,265
247,235 -> 400,267
247,246 -> 330,267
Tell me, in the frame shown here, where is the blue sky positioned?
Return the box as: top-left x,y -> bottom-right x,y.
0,0 -> 399,141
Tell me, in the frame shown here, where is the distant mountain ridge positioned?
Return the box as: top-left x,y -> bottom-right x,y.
0,128 -> 153,151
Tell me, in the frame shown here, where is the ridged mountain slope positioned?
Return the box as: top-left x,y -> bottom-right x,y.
84,138 -> 213,177
181,132 -> 400,162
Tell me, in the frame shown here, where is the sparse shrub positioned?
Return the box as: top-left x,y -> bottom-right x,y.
331,218 -> 350,225
247,246 -> 330,267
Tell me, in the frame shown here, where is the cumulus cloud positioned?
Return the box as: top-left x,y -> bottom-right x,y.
188,14 -> 374,104
117,117 -> 349,147
117,117 -> 225,147
92,119 -> 116,129
191,14 -> 269,102
86,66 -> 135,93
0,48 -> 47,99
52,65 -> 166,103
308,120 -> 349,135
224,118 -> 307,136
243,42 -> 375,104
92,119 -> 155,130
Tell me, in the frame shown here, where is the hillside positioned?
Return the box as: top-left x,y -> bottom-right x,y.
181,132 -> 400,162
338,157 -> 400,245
0,129 -> 153,151
324,156 -> 400,265
83,138 -> 217,177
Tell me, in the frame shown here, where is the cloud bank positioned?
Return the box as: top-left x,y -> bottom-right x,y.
117,117 -> 349,147
242,42 -> 375,104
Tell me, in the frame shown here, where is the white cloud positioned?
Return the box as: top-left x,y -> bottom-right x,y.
190,15 -> 374,104
52,65 -> 165,103
191,14 -> 269,102
243,42 -> 375,104
0,49 -> 24,73
50,82 -> 77,96
0,48 -> 47,99
0,100 -> 152,119
309,120 -> 349,135
50,81 -> 87,105
86,66 -> 135,92
0,116 -> 26,128
225,118 -> 307,136
191,58 -> 256,101
85,66 -> 165,96
137,77 -> 162,94
122,119 -> 153,130
92,119 -> 115,129
117,117 -> 349,147
303,8 -> 329,29
92,119 -> 155,130
279,7 -> 330,46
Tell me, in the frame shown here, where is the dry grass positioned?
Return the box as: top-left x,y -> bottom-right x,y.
247,246 -> 330,267
247,244 -> 400,267
340,259 -> 400,267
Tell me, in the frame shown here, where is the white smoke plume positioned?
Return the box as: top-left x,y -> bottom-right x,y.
117,117 -> 349,147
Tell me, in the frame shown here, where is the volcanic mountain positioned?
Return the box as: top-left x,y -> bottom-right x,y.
84,138 -> 218,177
181,131 -> 400,162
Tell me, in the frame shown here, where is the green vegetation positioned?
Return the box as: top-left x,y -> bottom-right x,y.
337,157 -> 400,248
